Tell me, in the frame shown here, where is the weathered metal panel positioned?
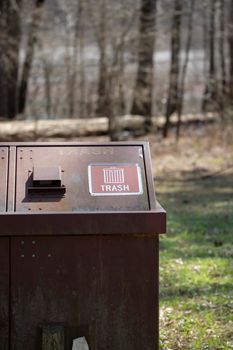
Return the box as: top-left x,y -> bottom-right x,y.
11,236 -> 158,350
0,238 -> 9,350
15,146 -> 149,212
0,141 -> 165,350
0,207 -> 166,236
0,147 -> 8,212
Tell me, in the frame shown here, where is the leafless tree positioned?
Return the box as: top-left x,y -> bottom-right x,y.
131,0 -> 157,131
0,0 -> 22,119
228,0 -> 233,100
42,58 -> 53,116
1,0 -> 232,131
176,0 -> 196,139
163,0 -> 183,138
18,0 -> 46,115
219,0 -> 227,100
108,5 -> 137,140
68,0 -> 84,118
202,0 -> 219,112
96,0 -> 110,117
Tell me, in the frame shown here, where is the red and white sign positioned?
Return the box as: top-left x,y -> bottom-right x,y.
88,163 -> 143,196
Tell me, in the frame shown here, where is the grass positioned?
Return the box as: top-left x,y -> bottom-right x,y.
158,174 -> 233,349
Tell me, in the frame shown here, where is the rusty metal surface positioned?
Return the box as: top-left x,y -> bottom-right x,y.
0,238 -> 9,350
0,147 -> 8,212
11,235 -> 159,350
15,145 -> 149,212
0,142 -> 165,350
0,204 -> 166,236
0,142 -> 166,236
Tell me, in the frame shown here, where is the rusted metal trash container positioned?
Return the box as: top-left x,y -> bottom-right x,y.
0,142 -> 166,350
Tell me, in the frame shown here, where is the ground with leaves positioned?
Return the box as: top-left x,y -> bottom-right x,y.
149,121 -> 233,349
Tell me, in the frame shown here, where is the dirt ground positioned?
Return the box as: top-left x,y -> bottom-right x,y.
147,121 -> 233,181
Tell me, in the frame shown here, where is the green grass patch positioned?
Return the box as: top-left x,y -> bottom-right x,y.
158,174 -> 233,349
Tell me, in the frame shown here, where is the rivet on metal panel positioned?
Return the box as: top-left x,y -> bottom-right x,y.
21,240 -> 25,245
32,254 -> 36,258
20,254 -> 25,258
32,241 -> 36,245
48,254 -> 52,258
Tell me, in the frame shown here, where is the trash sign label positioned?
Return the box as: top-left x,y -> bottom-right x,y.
88,164 -> 143,196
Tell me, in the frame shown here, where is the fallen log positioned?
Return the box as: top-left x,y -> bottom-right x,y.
0,115 -> 146,141
0,113 -> 218,141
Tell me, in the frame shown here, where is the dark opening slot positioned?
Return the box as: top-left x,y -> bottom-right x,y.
28,186 -> 66,195
33,179 -> 61,187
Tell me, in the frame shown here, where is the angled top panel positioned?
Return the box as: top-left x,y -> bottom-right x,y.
0,147 -> 8,212
14,145 -> 152,212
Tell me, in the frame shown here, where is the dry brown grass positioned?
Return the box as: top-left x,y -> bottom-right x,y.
147,121 -> 233,180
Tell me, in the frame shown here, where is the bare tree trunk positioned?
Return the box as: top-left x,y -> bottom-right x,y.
0,0 -> 21,119
108,51 -> 123,138
228,0 -> 233,99
68,0 -> 83,118
79,9 -> 86,118
0,0 -> 8,118
217,0 -> 227,117
202,0 -> 218,112
163,0 -> 182,138
176,0 -> 196,140
42,59 -> 52,116
131,0 -> 157,131
96,0 -> 109,117
108,13 -> 135,140
18,0 -> 45,115
202,2 -> 208,78
219,0 -> 227,96
118,50 -> 126,116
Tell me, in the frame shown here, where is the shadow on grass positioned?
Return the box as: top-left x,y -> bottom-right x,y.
160,279 -> 233,300
157,172 -> 233,256
158,171 -> 233,311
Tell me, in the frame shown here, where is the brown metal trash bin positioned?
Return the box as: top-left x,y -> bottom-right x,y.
0,142 -> 166,350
